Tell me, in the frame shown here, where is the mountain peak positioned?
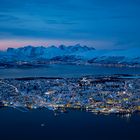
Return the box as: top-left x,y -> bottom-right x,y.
2,45 -> 140,67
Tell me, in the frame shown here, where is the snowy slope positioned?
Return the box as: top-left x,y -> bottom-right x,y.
0,45 -> 140,65
92,48 -> 140,64
5,44 -> 96,59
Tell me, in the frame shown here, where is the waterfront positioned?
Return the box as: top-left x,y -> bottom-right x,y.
1,75 -> 140,114
0,64 -> 140,78
0,108 -> 140,140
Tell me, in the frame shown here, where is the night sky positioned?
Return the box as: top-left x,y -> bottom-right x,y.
0,0 -> 140,49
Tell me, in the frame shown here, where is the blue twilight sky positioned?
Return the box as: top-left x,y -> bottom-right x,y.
0,0 -> 140,49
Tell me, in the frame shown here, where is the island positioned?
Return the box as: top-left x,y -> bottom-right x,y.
0,74 -> 140,115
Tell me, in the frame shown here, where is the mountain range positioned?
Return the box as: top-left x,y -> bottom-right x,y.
0,44 -> 140,67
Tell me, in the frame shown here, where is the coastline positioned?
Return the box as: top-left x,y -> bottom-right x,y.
0,74 -> 140,116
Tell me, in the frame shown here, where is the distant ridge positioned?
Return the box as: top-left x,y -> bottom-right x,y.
0,45 -> 140,67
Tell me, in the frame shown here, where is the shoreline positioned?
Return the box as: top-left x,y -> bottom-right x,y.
0,74 -> 140,116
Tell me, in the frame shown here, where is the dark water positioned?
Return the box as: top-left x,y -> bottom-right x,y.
0,108 -> 140,140
0,64 -> 140,78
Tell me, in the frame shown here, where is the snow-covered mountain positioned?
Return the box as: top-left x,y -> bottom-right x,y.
0,45 -> 140,67
5,44 -> 95,59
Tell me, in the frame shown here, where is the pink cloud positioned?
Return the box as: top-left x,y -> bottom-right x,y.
0,39 -> 115,50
